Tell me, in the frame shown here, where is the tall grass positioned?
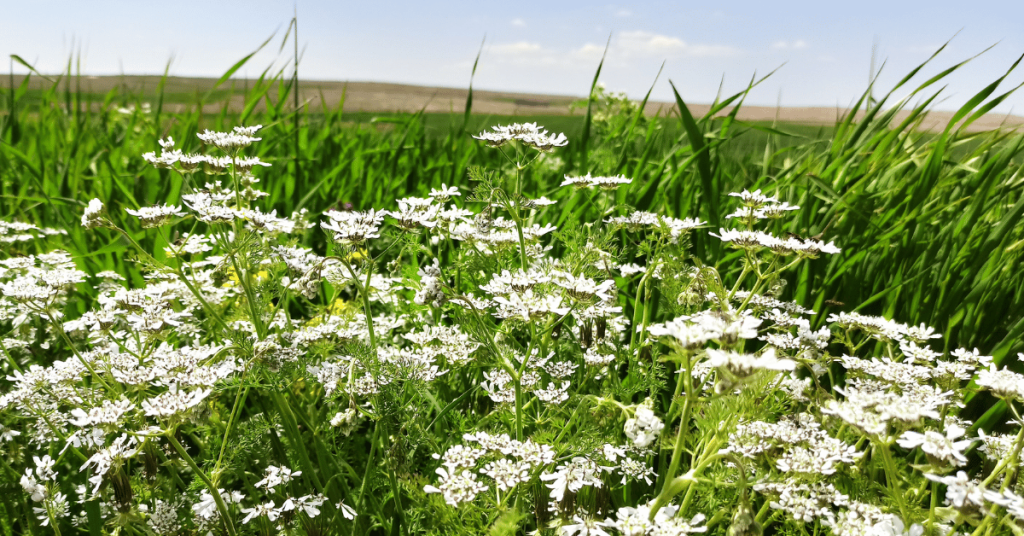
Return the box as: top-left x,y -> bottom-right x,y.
1,40 -> 1023,429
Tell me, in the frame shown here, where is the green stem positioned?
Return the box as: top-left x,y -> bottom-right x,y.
167,434 -> 237,536
212,382 -> 249,486
47,312 -> 120,395
628,273 -> 650,355
358,420 -> 381,510
876,440 -> 909,522
0,338 -> 23,373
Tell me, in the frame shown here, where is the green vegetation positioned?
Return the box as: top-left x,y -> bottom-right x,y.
3,47 -> 1020,388
1,34 -> 1023,535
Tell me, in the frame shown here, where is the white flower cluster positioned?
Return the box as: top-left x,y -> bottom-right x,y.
605,210 -> 704,243
712,228 -> 841,257
722,414 -> 861,475
561,173 -> 633,190
827,311 -> 942,343
606,503 -> 706,535
623,401 -> 665,448
479,349 -> 574,405
896,425 -> 974,466
754,479 -> 849,524
472,122 -> 568,151
648,310 -> 761,349
125,204 -> 186,228
975,358 -> 1024,402
424,432 -> 557,505
196,125 -> 263,149
726,189 -> 800,220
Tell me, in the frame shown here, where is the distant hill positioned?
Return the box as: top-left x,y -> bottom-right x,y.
4,74 -> 1023,133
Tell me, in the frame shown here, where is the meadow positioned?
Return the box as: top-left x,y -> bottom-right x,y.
0,36 -> 1023,535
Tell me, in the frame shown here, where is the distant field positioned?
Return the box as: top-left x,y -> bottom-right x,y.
5,74 -> 1023,132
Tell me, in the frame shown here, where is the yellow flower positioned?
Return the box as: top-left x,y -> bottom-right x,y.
330,298 -> 351,315
222,267 -> 270,288
346,249 -> 368,262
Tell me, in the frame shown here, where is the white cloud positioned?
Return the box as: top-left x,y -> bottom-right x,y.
511,18 -> 526,27
615,9 -> 633,17
489,31 -> 737,70
572,43 -> 608,61
613,31 -> 738,58
771,40 -> 808,50
489,41 -> 559,66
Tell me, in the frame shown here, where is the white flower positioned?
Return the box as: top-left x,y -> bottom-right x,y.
387,197 -> 439,230
533,381 -> 571,405
473,122 -> 568,151
624,403 -> 665,448
197,125 -> 263,149
729,189 -> 777,206
480,459 -> 531,491
432,444 -> 486,472
608,505 -> 652,536
705,347 -> 796,378
617,457 -> 656,485
240,501 -> 278,524
561,173 -> 632,190
254,465 -> 302,491
193,489 -> 245,520
896,426 -> 973,466
924,471 -> 986,510
125,205 -> 186,228
424,467 -> 488,506
605,211 -> 704,242
561,514 -> 613,536
540,457 -> 610,502
984,489 -> 1024,521
337,500 -> 358,520
428,184 -> 460,200
281,494 -> 326,518
976,363 -> 1024,402
82,199 -> 104,228
320,209 -> 385,245
141,385 -> 211,420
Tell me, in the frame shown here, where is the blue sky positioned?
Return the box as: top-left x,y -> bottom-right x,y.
4,1 -> 1024,112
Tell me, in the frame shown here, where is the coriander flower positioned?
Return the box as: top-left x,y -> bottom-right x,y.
561,173 -> 632,190
608,505 -> 652,536
705,347 -> 797,378
338,500 -> 358,520
976,362 -> 1024,402
281,494 -> 326,518
428,183 -> 460,200
82,199 -> 105,228
480,459 -> 530,491
896,425 -> 973,466
125,205 -> 186,228
729,189 -> 777,207
473,122 -> 568,152
240,501 -> 279,524
561,514 -> 613,536
254,465 -> 302,491
924,471 -> 986,510
624,403 -> 665,448
424,467 -> 488,506
320,209 -> 385,245
197,125 -> 263,149
193,489 -> 245,520
984,489 -> 1024,521
141,385 -> 211,420
540,456 -> 610,502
